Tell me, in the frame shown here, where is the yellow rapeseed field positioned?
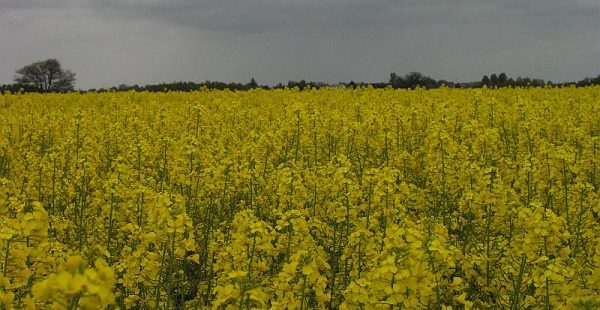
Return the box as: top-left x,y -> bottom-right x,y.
0,87 -> 599,309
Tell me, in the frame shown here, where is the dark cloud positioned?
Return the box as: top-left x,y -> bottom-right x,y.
0,0 -> 69,10
87,0 -> 403,34
0,0 -> 597,88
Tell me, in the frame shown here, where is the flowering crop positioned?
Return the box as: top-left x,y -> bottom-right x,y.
0,86 -> 599,309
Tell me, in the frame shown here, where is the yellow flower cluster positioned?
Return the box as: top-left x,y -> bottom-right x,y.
0,86 -> 599,308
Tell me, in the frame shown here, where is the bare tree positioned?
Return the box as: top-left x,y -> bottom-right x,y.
14,59 -> 75,92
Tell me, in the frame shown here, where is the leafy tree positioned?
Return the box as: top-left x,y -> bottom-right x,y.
389,72 -> 438,89
576,75 -> 600,87
481,75 -> 490,87
247,77 -> 259,89
498,73 -> 508,86
0,83 -> 40,94
389,73 -> 402,88
14,59 -> 75,92
490,74 -> 499,87
403,72 -> 424,89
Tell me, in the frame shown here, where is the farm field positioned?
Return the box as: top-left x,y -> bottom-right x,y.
1,87 -> 600,309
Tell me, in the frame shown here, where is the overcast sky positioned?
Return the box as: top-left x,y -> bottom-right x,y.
0,0 -> 598,89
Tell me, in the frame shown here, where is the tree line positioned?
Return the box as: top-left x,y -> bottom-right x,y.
1,59 -> 599,94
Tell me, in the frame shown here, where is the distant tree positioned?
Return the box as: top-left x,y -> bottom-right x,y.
14,59 -> 75,92
498,73 -> 508,86
437,80 -> 452,87
532,79 -> 545,87
403,72 -> 424,89
287,80 -> 310,90
576,75 -> 600,87
389,72 -> 439,89
0,83 -> 40,94
516,77 -> 524,86
299,80 -> 308,90
490,74 -> 499,87
247,77 -> 258,89
389,73 -> 403,88
421,76 -> 438,88
481,75 -> 490,87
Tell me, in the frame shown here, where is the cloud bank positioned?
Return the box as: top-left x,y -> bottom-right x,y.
0,0 -> 597,88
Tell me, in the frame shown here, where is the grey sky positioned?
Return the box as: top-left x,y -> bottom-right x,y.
0,0 -> 598,89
